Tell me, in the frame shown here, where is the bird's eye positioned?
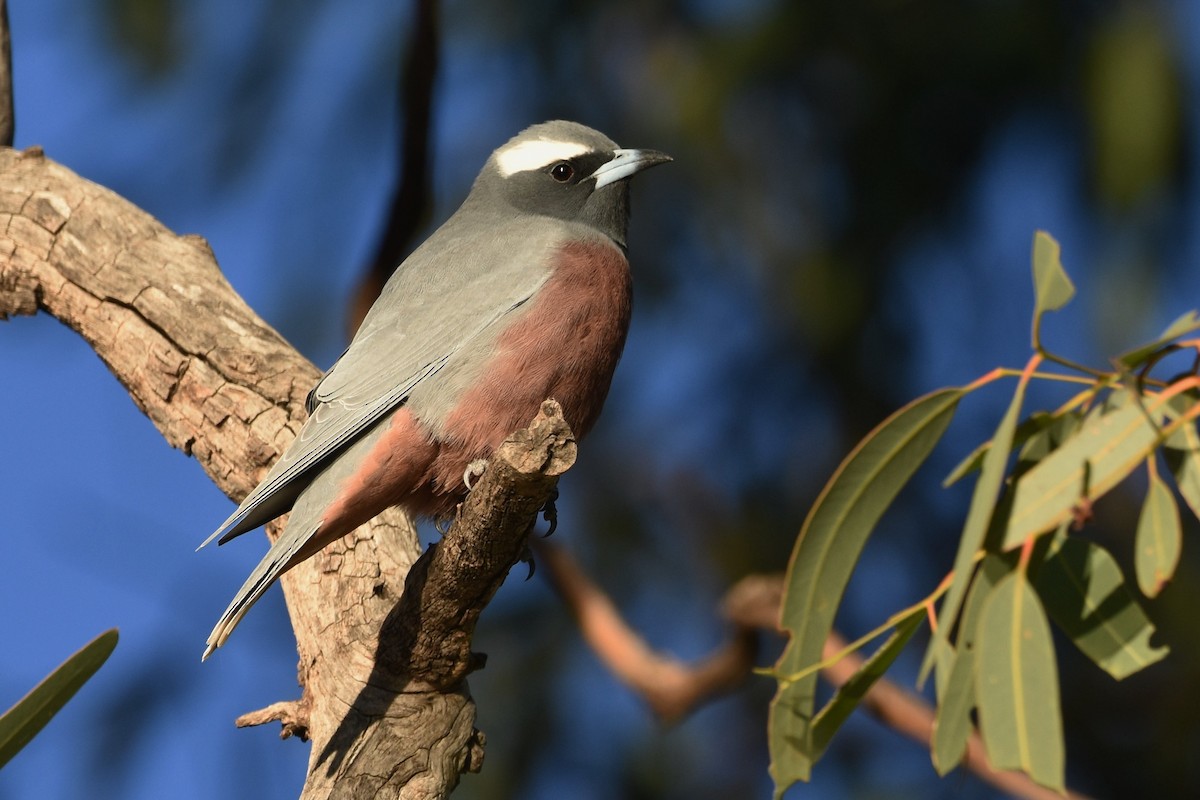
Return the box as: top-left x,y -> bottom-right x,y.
550,162 -> 575,182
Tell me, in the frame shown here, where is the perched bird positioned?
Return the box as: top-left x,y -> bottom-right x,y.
200,120 -> 670,659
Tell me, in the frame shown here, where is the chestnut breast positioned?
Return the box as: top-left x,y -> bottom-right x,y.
440,237 -> 633,452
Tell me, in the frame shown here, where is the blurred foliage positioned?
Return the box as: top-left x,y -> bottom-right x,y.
52,0 -> 1197,798
1085,6 -> 1183,210
102,0 -> 176,73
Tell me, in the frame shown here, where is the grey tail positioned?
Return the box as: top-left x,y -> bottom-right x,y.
196,480 -> 308,552
201,523 -> 313,660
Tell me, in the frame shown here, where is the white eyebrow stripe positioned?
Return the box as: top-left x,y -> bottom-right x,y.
495,139 -> 592,177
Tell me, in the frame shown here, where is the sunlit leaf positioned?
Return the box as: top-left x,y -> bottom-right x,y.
1163,394 -> 1200,522
0,629 -> 119,769
944,411 -> 1087,490
1003,390 -> 1163,550
1036,536 -> 1168,679
975,573 -> 1065,791
932,555 -> 1014,775
1017,410 -> 1084,467
931,636 -> 955,706
943,441 -> 990,489
810,608 -> 923,761
1117,310 -> 1200,368
944,413 -> 1056,488
922,364 -> 1036,686
769,387 -> 963,796
1135,472 -> 1182,598
1031,231 -> 1075,348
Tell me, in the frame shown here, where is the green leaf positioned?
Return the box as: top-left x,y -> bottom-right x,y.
0,629 -> 118,769
1036,536 -> 1168,679
1003,391 -> 1163,550
949,410 -> 1087,492
921,367 -> 1034,686
1163,394 -> 1200,522
1031,230 -> 1075,348
769,387 -> 963,796
1135,472 -> 1182,598
1017,410 -> 1084,468
932,554 -> 1015,775
931,636 -> 955,706
975,573 -> 1065,791
1117,310 -> 1200,369
943,412 -> 1059,488
809,608 -> 923,761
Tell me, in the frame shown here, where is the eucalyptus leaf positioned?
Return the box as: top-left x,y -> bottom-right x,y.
975,573 -> 1065,791
1031,231 -> 1075,348
0,629 -> 118,769
1117,310 -> 1200,369
769,387 -> 963,797
810,608 -> 923,761
932,554 -> 1015,775
1003,390 -> 1163,550
1163,394 -> 1200,522
1135,472 -> 1182,598
922,366 -> 1035,686
1017,410 -> 1083,467
1037,536 -> 1168,679
944,413 -> 1058,488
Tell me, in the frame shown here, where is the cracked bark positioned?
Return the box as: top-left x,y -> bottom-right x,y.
0,146 -> 570,799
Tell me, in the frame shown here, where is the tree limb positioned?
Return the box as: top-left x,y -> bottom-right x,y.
0,146 -> 569,799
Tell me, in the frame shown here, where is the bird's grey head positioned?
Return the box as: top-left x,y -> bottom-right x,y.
474,120 -> 671,248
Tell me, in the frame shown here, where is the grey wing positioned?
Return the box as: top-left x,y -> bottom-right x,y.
198,217 -> 557,549
308,215 -> 558,411
196,358 -> 447,550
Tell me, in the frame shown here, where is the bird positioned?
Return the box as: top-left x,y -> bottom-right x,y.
199,120 -> 670,659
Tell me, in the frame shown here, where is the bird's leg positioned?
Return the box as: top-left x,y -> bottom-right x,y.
462,458 -> 488,491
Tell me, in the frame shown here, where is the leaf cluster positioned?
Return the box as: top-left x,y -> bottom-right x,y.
769,232 -> 1198,796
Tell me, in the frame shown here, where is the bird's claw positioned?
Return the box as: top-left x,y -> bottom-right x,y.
540,487 -> 559,538
519,543 -> 536,580
463,459 -> 488,491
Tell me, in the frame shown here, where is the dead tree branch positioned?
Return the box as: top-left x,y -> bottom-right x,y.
0,146 -> 568,799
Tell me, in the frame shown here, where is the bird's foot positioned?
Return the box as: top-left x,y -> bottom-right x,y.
463,458 -> 488,491
516,488 -> 560,579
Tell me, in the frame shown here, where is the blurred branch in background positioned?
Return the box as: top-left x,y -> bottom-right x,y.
539,541 -> 1092,800
347,0 -> 440,334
